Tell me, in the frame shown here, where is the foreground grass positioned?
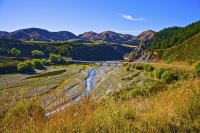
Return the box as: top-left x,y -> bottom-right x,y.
1,77 -> 200,132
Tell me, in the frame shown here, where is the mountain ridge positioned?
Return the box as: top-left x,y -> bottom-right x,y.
0,28 -> 155,45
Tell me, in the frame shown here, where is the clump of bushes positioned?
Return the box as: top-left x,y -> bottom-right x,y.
17,60 -> 35,73
152,68 -> 165,79
17,59 -> 48,73
32,59 -> 45,69
49,53 -> 67,64
161,70 -> 175,83
152,68 -> 188,82
143,64 -> 154,72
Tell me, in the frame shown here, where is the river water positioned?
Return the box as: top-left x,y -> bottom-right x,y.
45,68 -> 98,116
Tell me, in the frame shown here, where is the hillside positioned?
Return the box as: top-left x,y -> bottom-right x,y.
148,20 -> 200,49
155,32 -> 200,63
0,39 -> 125,61
70,45 -> 124,61
1,28 -> 77,42
0,31 -> 9,38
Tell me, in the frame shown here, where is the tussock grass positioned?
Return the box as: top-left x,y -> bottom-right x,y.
1,78 -> 200,132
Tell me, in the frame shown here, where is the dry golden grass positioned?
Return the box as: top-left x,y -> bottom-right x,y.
1,78 -> 200,132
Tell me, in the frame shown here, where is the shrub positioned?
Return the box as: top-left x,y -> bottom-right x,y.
31,50 -> 44,57
161,70 -> 174,83
152,68 -> 165,79
17,60 -> 34,73
195,62 -> 200,76
143,64 -> 154,72
11,47 -> 21,56
125,66 -> 130,71
49,53 -> 66,64
32,59 -> 45,69
135,64 -> 143,70
3,100 -> 45,127
41,59 -> 47,66
178,74 -> 187,81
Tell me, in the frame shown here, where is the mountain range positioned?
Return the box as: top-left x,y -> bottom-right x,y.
0,28 -> 155,45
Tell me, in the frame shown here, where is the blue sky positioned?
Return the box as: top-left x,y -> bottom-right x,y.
0,0 -> 200,35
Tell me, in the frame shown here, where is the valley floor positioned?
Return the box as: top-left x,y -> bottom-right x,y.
0,62 -> 200,132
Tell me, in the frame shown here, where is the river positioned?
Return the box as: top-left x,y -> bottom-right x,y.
45,68 -> 98,116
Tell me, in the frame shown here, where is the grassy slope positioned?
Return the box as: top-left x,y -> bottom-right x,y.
163,32 -> 200,61
152,32 -> 200,64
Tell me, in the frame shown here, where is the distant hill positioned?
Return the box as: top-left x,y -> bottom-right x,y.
1,28 -> 77,42
78,31 -> 98,41
78,30 -> 155,45
0,31 -> 9,38
0,28 -> 155,45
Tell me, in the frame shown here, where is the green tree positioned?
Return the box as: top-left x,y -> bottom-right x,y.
17,60 -> 34,73
32,59 -> 45,69
49,53 -> 66,64
31,50 -> 44,57
11,48 -> 21,56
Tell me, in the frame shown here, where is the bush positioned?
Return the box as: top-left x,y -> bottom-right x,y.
125,66 -> 130,71
17,60 -> 34,73
11,47 -> 21,56
135,64 -> 143,70
32,59 -> 45,69
152,68 -> 165,79
31,50 -> 44,57
178,74 -> 187,81
3,100 -> 45,127
49,53 -> 66,64
161,70 -> 174,83
41,59 -> 47,66
143,64 -> 154,72
195,62 -> 200,76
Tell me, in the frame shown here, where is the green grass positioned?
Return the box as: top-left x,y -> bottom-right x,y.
152,32 -> 200,63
